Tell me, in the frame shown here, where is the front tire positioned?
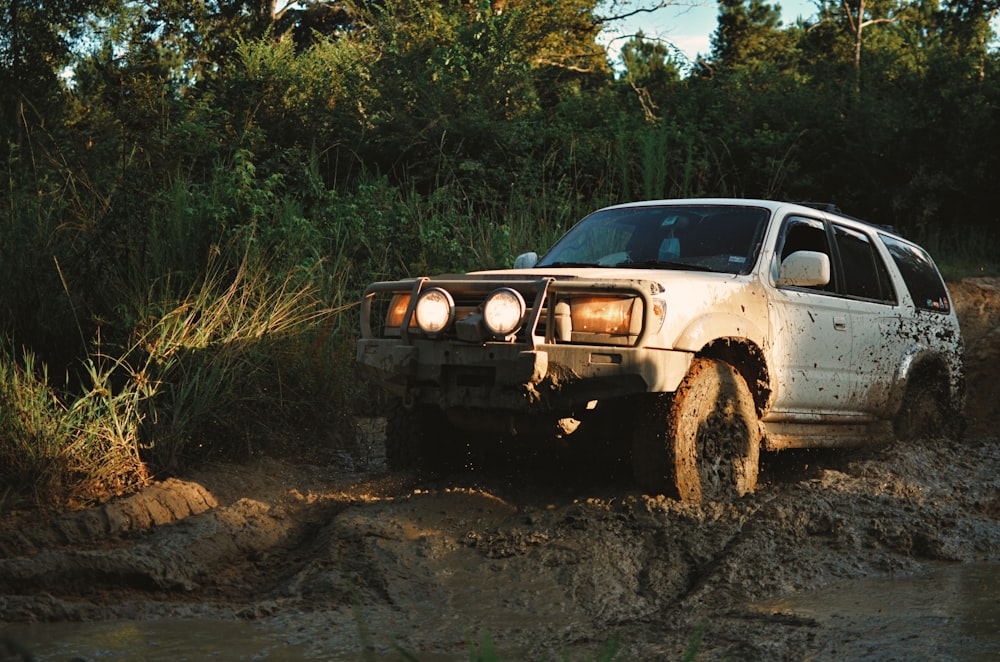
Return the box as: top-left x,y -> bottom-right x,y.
632,358 -> 761,503
384,399 -> 467,474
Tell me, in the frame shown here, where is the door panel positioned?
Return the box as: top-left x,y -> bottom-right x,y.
768,288 -> 853,413
768,214 -> 853,414
828,222 -> 905,415
848,299 -> 906,414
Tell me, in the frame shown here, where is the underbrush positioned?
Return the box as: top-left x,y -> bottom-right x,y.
914,230 -> 1000,279
0,244 -> 335,510
0,165 -> 582,512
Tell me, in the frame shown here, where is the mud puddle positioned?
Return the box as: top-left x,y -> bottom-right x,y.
2,618 -> 313,661
9,564 -> 997,661
2,616 -> 489,661
752,562 -> 1000,660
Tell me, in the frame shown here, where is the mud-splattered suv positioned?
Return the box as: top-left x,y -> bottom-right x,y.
357,199 -> 964,502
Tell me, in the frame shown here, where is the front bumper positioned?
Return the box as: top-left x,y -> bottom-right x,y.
357,273 -> 694,412
357,337 -> 692,411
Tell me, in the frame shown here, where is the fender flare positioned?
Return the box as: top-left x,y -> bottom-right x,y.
672,312 -> 768,355
886,345 -> 962,417
671,313 -> 772,411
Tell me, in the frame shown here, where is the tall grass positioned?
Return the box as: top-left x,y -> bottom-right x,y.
135,241 -> 331,470
912,228 -> 1000,279
0,239 -> 331,508
0,347 -> 150,507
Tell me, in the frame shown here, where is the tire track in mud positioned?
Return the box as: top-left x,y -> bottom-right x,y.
0,478 -> 218,558
1,434 -> 998,658
0,473 -> 351,603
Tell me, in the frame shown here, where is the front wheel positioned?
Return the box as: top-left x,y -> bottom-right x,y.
384,399 -> 468,475
632,358 -> 761,503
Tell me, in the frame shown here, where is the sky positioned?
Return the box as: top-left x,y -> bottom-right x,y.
598,0 -> 821,67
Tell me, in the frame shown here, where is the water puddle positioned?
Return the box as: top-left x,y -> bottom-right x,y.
753,562 -> 1000,660
4,563 -> 998,660
1,618 -> 314,661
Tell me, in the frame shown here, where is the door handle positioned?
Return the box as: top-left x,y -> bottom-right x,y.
834,315 -> 847,331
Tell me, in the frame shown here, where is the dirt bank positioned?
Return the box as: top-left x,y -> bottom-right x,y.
2,279 -> 999,660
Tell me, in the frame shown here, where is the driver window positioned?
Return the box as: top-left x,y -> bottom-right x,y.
778,216 -> 835,292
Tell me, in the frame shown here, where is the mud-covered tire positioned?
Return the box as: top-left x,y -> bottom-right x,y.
384,399 -> 467,474
632,358 -> 760,503
893,369 -> 963,442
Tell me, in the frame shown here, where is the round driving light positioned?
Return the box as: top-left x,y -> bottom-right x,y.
414,287 -> 454,335
483,287 -> 526,337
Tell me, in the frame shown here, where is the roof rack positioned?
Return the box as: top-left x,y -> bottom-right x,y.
795,201 -> 899,235
796,202 -> 841,213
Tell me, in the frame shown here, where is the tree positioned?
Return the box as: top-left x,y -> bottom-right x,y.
619,31 -> 682,120
345,0 -> 612,187
710,0 -> 792,71
810,0 -> 908,93
941,0 -> 1000,80
0,0 -> 113,141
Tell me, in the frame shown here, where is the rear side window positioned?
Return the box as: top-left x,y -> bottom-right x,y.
879,234 -> 950,312
832,224 -> 896,303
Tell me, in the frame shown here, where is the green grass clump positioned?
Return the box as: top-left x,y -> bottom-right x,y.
0,242 -> 331,510
0,347 -> 150,507
134,244 -> 331,470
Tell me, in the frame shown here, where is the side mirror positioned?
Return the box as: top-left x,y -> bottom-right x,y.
777,250 -> 831,287
513,252 -> 538,269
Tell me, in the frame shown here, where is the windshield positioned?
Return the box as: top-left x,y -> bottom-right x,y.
536,204 -> 770,275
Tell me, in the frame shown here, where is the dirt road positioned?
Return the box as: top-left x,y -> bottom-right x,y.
2,279 -> 999,660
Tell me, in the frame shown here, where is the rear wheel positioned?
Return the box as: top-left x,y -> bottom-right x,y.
893,368 -> 963,442
632,358 -> 761,503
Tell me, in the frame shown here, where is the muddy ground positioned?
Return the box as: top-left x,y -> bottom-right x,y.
2,279 -> 1000,660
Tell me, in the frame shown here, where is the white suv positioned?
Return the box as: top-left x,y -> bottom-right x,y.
357,199 -> 964,502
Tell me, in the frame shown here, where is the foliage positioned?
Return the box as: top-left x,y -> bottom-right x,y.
711,0 -> 795,71
0,345 -> 150,508
0,238 -> 330,506
134,239 -> 331,469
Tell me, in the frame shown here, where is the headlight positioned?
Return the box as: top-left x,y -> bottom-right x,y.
570,296 -> 639,335
414,287 -> 455,335
482,287 -> 526,337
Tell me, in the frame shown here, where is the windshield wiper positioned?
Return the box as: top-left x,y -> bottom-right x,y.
541,261 -> 602,268
616,259 -> 715,272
